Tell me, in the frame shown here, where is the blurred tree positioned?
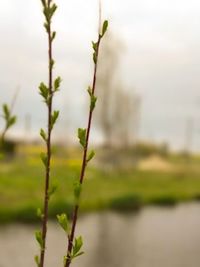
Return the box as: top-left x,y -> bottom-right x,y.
96,32 -> 140,148
95,32 -> 119,147
133,141 -> 169,158
112,86 -> 140,147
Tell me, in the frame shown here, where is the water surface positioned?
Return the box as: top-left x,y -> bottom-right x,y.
1,203 -> 200,267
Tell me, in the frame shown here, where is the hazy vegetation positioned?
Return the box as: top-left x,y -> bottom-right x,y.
1,145 -> 200,224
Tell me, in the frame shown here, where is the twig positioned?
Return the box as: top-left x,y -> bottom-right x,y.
63,18 -> 108,267
35,1 -> 61,267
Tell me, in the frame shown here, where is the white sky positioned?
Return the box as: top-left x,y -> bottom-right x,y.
1,0 -> 200,149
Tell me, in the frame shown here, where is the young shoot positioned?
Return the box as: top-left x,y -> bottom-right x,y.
57,17 -> 109,267
35,1 -> 61,267
0,102 -> 17,162
1,103 -> 17,144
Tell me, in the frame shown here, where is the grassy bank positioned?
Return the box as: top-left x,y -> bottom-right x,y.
1,153 -> 200,223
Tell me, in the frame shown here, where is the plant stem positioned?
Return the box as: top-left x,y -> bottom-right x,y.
99,0 -> 102,35
40,0 -> 53,266
1,101 -> 17,145
64,36 -> 102,267
1,129 -> 7,145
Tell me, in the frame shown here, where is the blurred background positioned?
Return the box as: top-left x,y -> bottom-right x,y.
1,0 -> 200,266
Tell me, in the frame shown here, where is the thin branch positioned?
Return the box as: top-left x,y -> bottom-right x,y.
10,86 -> 20,113
64,18 -> 108,267
98,0 -> 102,35
39,4 -> 53,266
36,1 -> 61,267
1,102 -> 17,145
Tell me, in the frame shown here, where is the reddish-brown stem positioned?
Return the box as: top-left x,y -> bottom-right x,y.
1,128 -> 7,145
65,37 -> 101,267
40,1 -> 53,266
98,0 -> 102,35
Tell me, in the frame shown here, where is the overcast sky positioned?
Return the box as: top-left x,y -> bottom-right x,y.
1,0 -> 200,150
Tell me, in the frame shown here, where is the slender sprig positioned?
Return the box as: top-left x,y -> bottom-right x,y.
1,103 -> 17,145
35,1 -> 61,267
57,20 -> 108,267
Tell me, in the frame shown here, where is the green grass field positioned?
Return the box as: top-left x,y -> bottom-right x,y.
1,147 -> 200,223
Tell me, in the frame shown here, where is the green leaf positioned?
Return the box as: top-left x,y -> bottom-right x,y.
87,86 -> 92,96
40,152 -> 48,167
73,251 -> 84,258
35,230 -> 44,250
40,128 -> 47,141
36,208 -> 43,219
51,110 -> 59,129
63,256 -> 67,266
54,76 -> 62,92
41,0 -> 46,5
7,116 -> 17,128
101,20 -> 108,37
43,6 -> 49,18
50,59 -> 55,69
92,41 -> 98,52
2,104 -> 17,130
34,255 -> 40,267
44,22 -> 49,32
72,236 -> 84,259
78,128 -> 86,148
40,0 -> 46,7
43,5 -> 56,21
87,150 -> 95,163
43,8 -> 50,23
87,87 -> 97,111
51,31 -> 56,41
50,3 -> 57,17
93,52 -> 97,64
74,181 -> 82,201
90,95 -> 97,112
2,104 -> 9,118
48,184 -> 57,198
39,82 -> 49,102
57,213 -> 70,234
